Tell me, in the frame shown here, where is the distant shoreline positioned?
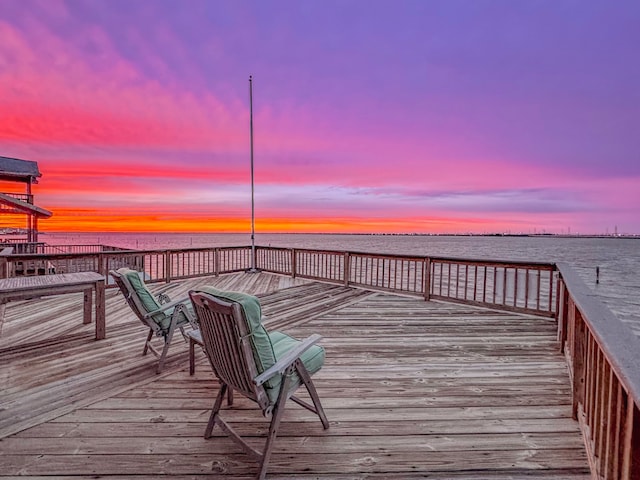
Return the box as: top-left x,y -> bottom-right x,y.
28,231 -> 639,239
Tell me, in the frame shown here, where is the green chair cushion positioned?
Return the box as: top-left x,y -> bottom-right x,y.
120,269 -> 159,310
119,268 -> 191,333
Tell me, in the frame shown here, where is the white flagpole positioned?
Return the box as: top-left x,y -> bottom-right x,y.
249,75 -> 258,272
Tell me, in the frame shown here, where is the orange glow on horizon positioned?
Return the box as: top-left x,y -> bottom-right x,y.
37,207 -> 512,234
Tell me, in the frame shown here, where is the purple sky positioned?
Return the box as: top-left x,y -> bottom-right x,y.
1,0 -> 639,234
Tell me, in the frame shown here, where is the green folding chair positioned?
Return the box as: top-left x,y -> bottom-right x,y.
111,268 -> 197,373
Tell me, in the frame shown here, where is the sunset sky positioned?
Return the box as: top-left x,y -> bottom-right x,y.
1,0 -> 639,234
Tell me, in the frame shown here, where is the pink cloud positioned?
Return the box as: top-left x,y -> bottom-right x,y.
0,18 -> 244,151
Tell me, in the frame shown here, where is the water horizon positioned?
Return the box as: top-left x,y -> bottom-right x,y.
38,230 -> 640,238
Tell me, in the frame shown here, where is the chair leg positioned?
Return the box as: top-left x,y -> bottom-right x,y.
291,360 -> 329,430
156,339 -> 172,374
156,314 -> 182,374
142,328 -> 153,355
205,383 -> 228,439
156,322 -> 178,374
189,336 -> 196,375
257,371 -> 292,480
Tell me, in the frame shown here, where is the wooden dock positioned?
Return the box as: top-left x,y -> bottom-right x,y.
0,272 -> 590,478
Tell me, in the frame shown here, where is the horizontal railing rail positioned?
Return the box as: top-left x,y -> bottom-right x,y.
557,262 -> 640,479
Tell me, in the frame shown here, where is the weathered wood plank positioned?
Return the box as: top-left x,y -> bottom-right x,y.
14,417 -> 583,438
0,450 -> 591,476
2,432 -> 587,455
0,475 -> 592,480
50,405 -> 575,423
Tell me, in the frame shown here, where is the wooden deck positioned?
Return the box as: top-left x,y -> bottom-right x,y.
0,272 -> 590,478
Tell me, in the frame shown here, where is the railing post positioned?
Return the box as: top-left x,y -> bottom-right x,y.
97,252 -> 105,277
254,246 -> 260,270
251,243 -> 257,272
291,249 -> 297,279
629,402 -> 639,478
424,257 -> 431,301
557,280 -> 568,352
343,252 -> 350,286
549,268 -> 556,315
165,250 -> 171,284
571,304 -> 587,421
620,396 -> 640,479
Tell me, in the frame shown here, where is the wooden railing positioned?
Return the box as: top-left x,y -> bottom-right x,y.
1,245 -> 557,316
0,192 -> 33,203
0,242 -> 46,254
43,244 -> 127,254
0,243 -> 637,477
0,246 -> 253,283
114,246 -> 252,281
258,247 -> 556,316
429,257 -> 557,316
0,242 -> 125,255
557,262 -> 640,479
347,251 -> 426,294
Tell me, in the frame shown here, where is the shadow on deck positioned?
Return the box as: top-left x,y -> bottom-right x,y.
0,272 -> 589,478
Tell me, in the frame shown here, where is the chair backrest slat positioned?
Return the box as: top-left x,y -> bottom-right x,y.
212,308 -> 253,394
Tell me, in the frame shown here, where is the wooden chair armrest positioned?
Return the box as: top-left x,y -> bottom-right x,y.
253,333 -> 322,387
143,297 -> 190,319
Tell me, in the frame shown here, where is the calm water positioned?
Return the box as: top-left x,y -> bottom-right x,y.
43,232 -> 640,335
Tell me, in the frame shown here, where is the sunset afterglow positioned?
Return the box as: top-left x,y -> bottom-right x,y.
1,1 -> 639,234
